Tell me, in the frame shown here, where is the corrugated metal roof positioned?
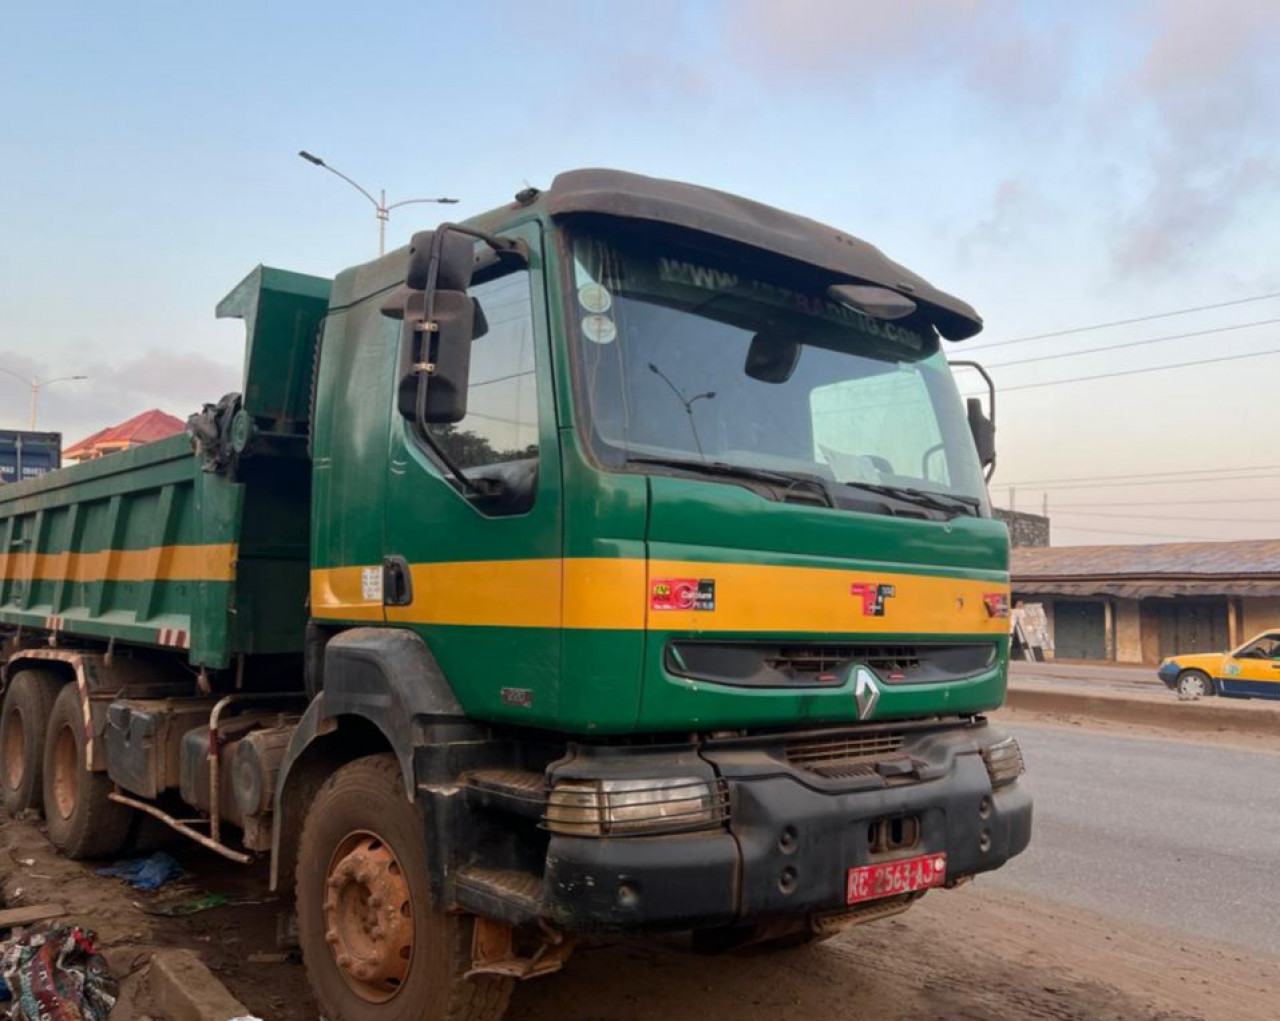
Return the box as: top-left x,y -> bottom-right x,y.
1013,539 -> 1280,580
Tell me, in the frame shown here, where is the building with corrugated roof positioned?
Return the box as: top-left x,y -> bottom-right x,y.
1012,540 -> 1280,664
63,409 -> 185,463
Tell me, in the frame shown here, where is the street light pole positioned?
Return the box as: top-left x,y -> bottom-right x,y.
0,367 -> 89,429
298,151 -> 459,256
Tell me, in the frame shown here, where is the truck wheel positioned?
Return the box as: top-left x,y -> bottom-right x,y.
0,669 -> 63,815
296,754 -> 513,1021
1176,670 -> 1212,699
41,684 -> 133,859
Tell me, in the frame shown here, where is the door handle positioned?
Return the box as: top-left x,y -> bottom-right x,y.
383,555 -> 414,607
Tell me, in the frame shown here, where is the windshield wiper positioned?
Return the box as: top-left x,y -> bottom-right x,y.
836,480 -> 980,518
625,456 -> 835,507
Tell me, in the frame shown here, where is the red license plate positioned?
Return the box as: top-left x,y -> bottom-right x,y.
846,852 -> 947,904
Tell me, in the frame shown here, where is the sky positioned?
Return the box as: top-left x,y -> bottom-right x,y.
2,0 -> 1278,545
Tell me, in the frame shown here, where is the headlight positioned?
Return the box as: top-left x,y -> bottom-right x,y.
544,776 -> 725,836
981,737 -> 1025,788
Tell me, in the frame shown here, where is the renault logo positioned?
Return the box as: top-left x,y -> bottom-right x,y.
853,666 -> 881,720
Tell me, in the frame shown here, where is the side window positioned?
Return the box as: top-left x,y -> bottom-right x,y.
427,268 -> 539,472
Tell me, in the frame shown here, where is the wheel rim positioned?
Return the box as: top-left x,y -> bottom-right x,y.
51,724 -> 78,820
3,709 -> 25,790
1181,674 -> 1206,697
323,830 -> 415,1003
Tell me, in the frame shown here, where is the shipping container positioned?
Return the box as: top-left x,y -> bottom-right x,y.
0,430 -> 61,485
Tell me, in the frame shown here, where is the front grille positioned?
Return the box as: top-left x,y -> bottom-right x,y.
786,732 -> 905,771
764,644 -> 922,678
667,641 -> 995,689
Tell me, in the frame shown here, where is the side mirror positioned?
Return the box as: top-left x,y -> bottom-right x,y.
406,230 -> 476,292
399,289 -> 476,424
951,359 -> 997,481
966,398 -> 996,477
745,332 -> 801,383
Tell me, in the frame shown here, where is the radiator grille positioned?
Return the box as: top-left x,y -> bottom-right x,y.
785,732 -> 905,771
764,645 -> 921,677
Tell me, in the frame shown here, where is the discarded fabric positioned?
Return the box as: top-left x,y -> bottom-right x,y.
96,851 -> 183,891
0,923 -> 116,1021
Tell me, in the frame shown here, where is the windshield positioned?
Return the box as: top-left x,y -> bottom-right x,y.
564,226 -> 990,514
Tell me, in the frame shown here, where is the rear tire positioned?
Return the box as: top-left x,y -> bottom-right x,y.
0,670 -> 63,815
41,684 -> 133,859
296,753 -> 513,1021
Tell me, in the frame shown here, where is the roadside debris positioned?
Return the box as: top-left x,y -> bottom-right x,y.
0,924 -> 116,1020
133,892 -> 228,917
0,905 -> 66,930
95,852 -> 183,891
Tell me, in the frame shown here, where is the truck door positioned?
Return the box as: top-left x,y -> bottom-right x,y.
383,221 -> 563,723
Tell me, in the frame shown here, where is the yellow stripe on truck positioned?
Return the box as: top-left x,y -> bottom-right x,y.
311,558 -> 1009,634
0,543 -> 238,585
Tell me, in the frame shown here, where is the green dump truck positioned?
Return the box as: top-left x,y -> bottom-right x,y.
0,169 -> 1030,1021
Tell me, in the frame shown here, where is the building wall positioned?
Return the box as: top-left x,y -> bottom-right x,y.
1139,601 -> 1162,664
993,508 -> 1050,548
1241,596 -> 1280,639
1020,594 -> 1248,665
1115,599 -> 1143,663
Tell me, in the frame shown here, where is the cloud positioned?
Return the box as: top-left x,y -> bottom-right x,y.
954,177 -> 1040,264
722,0 -> 1069,113
1109,0 -> 1280,275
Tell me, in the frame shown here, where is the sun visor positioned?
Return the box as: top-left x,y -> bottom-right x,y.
545,168 -> 983,341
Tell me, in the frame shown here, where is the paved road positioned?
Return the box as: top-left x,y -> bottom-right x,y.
990,724 -> 1280,952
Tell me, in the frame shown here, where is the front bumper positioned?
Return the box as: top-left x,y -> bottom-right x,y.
1156,662 -> 1180,689
541,722 -> 1032,931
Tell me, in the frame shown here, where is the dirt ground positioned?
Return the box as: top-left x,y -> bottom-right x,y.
1,709 -> 1276,1021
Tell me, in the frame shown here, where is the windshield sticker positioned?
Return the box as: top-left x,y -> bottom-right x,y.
577,282 -> 613,314
581,314 -> 618,344
656,256 -> 924,349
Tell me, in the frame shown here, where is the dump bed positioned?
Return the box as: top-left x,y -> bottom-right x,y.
0,266 -> 331,670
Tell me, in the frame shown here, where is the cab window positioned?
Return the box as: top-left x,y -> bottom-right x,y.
1236,634 -> 1280,659
426,267 -> 538,471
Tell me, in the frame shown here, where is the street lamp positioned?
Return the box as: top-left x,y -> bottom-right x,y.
298,151 -> 459,256
0,367 -> 89,430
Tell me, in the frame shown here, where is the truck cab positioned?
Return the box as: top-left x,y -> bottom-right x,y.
299,167 -> 1029,964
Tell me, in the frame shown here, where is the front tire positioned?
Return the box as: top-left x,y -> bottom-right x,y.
0,669 -> 63,815
41,684 -> 133,859
1176,670 -> 1212,699
296,753 -> 513,1021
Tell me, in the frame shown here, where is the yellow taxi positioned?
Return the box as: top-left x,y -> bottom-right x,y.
1156,630 -> 1280,699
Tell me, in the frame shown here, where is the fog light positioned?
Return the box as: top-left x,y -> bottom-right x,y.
545,777 -> 723,836
981,737 -> 1024,788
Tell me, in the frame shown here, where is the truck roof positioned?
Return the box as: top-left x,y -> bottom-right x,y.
542,168 -> 982,341
336,168 -> 983,342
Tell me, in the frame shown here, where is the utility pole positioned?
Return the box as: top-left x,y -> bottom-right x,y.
0,367 -> 89,429
298,151 -> 459,256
